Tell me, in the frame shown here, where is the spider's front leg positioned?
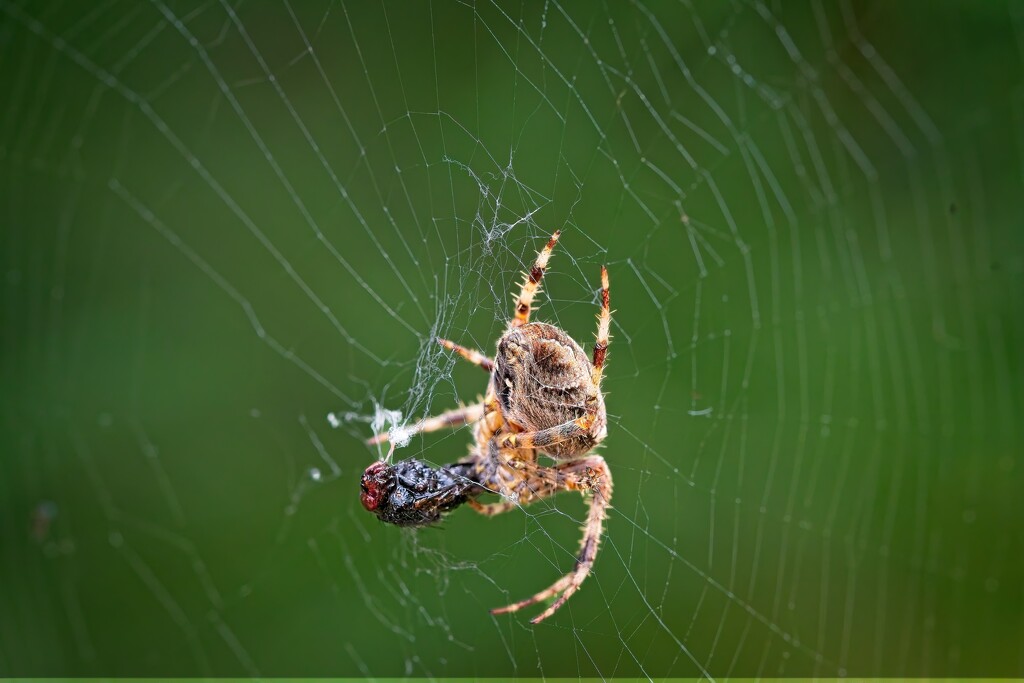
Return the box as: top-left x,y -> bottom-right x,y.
490,455 -> 613,624
367,402 -> 485,445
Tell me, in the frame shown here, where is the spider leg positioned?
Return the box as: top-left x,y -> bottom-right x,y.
437,337 -> 494,372
511,230 -> 561,328
490,455 -> 612,623
496,412 -> 597,450
468,499 -> 520,516
591,265 -> 611,386
366,403 -> 485,445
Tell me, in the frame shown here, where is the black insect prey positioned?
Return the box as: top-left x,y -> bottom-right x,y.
359,458 -> 481,527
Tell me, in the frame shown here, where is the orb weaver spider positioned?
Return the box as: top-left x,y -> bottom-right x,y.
362,230 -> 612,624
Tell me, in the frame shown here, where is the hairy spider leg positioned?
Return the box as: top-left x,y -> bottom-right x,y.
366,402 -> 486,446
468,499 -> 520,515
496,412 -> 598,450
489,455 -> 612,623
511,230 -> 561,328
436,337 -> 494,372
591,265 -> 611,386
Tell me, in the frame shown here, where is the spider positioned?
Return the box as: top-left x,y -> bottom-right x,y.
361,230 -> 612,624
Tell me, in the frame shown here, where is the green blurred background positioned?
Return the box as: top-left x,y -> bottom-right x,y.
1,0 -> 1022,678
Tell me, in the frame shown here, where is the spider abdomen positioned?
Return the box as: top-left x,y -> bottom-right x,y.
494,322 -> 606,459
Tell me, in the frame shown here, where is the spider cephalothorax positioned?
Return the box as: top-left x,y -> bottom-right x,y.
363,230 -> 613,624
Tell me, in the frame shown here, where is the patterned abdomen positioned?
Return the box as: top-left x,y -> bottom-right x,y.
494,322 -> 606,459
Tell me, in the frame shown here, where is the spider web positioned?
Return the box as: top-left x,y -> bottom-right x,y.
2,0 -> 1023,678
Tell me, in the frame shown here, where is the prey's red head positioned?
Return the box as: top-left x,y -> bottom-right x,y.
360,461 -> 393,512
